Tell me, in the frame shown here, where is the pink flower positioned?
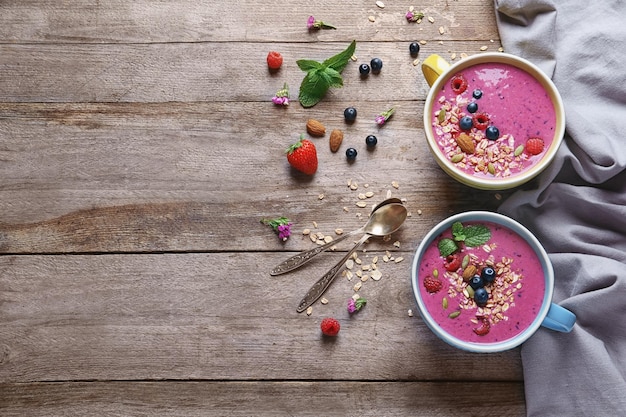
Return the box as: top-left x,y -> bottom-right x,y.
272,83 -> 290,106
307,15 -> 336,30
406,9 -> 424,23
261,217 -> 292,241
375,107 -> 395,126
347,297 -> 367,314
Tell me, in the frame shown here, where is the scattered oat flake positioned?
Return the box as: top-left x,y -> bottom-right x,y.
376,0 -> 385,8
302,228 -> 310,235
368,15 -> 376,22
480,45 -> 488,51
371,269 -> 383,281
324,235 -> 333,244
391,181 -> 399,189
351,55 -> 357,62
358,193 -> 367,200
345,259 -> 354,269
312,221 -> 318,228
356,201 -> 367,208
353,282 -> 363,291
427,16 -> 435,23
417,209 -> 423,215
365,191 -> 374,198
393,241 -> 401,248
420,40 -> 427,45
450,53 -> 457,60
306,306 -> 313,316
343,206 -> 350,212
408,309 -> 414,317
361,275 -> 369,282
321,298 -> 329,305
394,256 -> 405,263
318,194 -> 325,200
438,26 -> 445,35
413,58 -> 420,66
335,228 -> 344,235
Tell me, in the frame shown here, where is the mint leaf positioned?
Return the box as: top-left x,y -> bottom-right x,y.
438,238 -> 458,257
298,40 -> 356,108
462,225 -> 491,247
323,40 -> 357,73
296,59 -> 324,72
451,221 -> 466,242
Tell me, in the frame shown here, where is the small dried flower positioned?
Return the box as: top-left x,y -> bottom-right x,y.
307,15 -> 336,30
272,83 -> 290,106
406,9 -> 424,23
261,217 -> 292,241
347,297 -> 367,314
375,107 -> 395,126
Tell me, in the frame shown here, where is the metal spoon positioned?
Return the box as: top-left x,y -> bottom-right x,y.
270,198 -> 402,276
296,202 -> 408,313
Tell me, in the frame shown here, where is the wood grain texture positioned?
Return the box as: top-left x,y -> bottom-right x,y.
0,0 -> 526,415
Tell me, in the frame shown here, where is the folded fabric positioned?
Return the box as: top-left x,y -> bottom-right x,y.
494,0 -> 626,416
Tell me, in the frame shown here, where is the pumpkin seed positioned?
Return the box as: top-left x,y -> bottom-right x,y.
437,110 -> 446,123
514,144 -> 525,156
451,153 -> 464,163
462,254 -> 470,269
448,311 -> 461,319
433,268 -> 439,278
488,162 -> 496,175
442,297 -> 449,309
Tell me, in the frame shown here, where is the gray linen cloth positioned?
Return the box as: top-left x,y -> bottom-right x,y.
494,0 -> 626,415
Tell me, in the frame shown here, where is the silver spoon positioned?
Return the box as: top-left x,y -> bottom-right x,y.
270,198 -> 402,276
296,202 -> 408,313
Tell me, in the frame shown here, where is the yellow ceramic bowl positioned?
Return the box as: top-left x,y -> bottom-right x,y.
422,53 -> 565,190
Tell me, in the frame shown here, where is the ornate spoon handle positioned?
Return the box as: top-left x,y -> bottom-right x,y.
270,230 -> 356,276
296,233 -> 370,313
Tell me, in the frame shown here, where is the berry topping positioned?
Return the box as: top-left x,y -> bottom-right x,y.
481,266 -> 496,284
459,116 -> 474,131
450,74 -> 468,94
472,112 -> 490,130
472,89 -> 483,99
345,147 -> 358,160
365,135 -> 378,147
474,287 -> 489,306
526,137 -> 545,155
467,102 -> 478,113
409,42 -> 420,57
469,275 -> 484,290
266,51 -> 283,70
485,125 -> 500,140
344,106 -> 357,122
370,57 -> 383,73
359,63 -> 371,76
473,317 -> 491,336
444,254 -> 461,272
320,317 -> 341,336
424,276 -> 443,293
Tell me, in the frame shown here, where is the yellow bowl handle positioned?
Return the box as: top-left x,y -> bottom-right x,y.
421,54 -> 451,87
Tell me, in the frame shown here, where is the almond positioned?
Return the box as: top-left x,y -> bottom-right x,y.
462,264 -> 478,281
456,132 -> 475,154
329,129 -> 343,152
306,119 -> 326,137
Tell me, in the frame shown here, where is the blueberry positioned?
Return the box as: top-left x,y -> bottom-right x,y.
481,266 -> 496,284
459,116 -> 473,130
344,107 -> 357,122
474,287 -> 489,306
365,135 -> 378,147
409,42 -> 420,57
370,57 -> 383,73
485,125 -> 500,140
472,89 -> 483,99
359,63 -> 371,76
467,102 -> 478,113
469,275 -> 484,290
346,147 -> 358,160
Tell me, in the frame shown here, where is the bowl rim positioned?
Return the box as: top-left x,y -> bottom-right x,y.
423,52 -> 566,190
410,211 -> 554,353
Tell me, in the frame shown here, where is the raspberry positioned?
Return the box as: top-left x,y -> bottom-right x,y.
473,317 -> 491,336
320,318 -> 340,336
526,137 -> 545,155
472,112 -> 490,130
443,254 -> 461,272
266,51 -> 283,70
450,74 -> 468,94
423,276 -> 443,293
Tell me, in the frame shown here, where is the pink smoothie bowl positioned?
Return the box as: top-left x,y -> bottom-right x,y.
422,53 -> 566,190
410,211 -> 576,353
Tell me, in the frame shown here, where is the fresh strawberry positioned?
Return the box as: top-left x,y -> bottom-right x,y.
320,317 -> 340,336
423,275 -> 443,293
443,254 -> 461,272
266,51 -> 283,70
450,74 -> 468,94
286,136 -> 318,175
525,137 -> 545,155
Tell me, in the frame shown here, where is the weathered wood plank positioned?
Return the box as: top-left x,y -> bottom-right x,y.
0,0 -> 500,44
0,381 -> 525,416
0,40 -> 502,103
0,253 -> 523,383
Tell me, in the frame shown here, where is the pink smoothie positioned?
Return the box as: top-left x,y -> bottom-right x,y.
432,62 -> 556,178
417,220 -> 545,344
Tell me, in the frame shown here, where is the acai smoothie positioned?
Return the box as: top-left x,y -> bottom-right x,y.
432,62 -> 557,179
416,219 -> 545,344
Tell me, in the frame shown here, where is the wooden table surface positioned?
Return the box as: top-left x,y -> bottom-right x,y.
0,1 -> 527,415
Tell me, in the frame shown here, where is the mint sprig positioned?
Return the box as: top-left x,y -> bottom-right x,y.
297,40 -> 356,108
437,221 -> 492,257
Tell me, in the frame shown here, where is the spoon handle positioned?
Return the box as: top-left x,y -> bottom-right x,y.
296,233 -> 370,313
270,230 -> 356,276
